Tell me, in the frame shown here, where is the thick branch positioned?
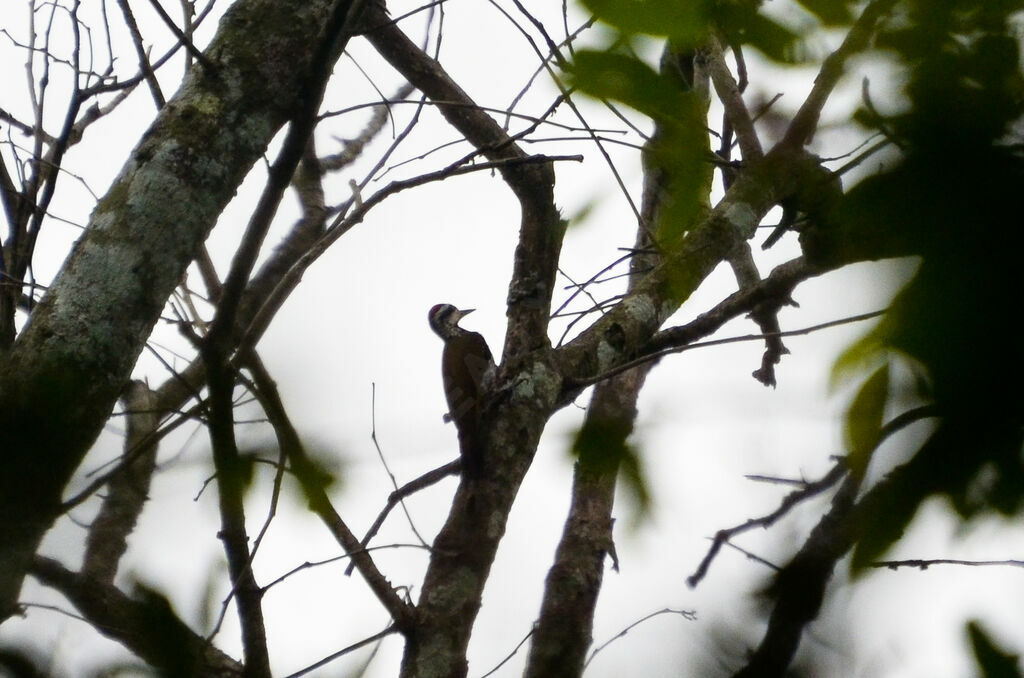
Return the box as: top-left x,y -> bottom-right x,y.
555,147 -> 820,393
0,0 -> 349,624
704,36 -> 762,161
732,472 -> 861,678
204,355 -> 271,677
361,3 -> 562,357
528,45 -> 705,678
525,367 -> 649,678
353,10 -> 572,675
30,557 -> 243,677
82,381 -> 160,583
393,397 -> 555,678
781,0 -> 897,149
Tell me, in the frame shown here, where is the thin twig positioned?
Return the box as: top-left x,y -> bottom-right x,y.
584,609 -> 697,668
872,559 -> 1024,571
282,625 -> 398,678
705,35 -> 762,161
243,348 -> 417,632
569,309 -> 887,390
479,627 -> 536,678
344,459 -> 460,576
143,0 -> 216,73
370,385 -> 430,546
688,462 -> 848,587
781,0 -> 898,148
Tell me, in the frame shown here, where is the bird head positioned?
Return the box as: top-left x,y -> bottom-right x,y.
428,303 -> 475,339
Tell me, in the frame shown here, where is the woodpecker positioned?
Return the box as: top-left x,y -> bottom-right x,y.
428,303 -> 495,478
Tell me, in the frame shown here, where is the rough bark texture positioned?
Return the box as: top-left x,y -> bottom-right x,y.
82,381 -> 160,583
525,367 -> 648,678
554,147 -> 815,393
363,8 -> 566,676
0,0 -> 345,620
398,392 -> 559,678
524,45 -> 709,677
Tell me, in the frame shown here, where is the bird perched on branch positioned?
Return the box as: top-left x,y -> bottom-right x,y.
428,303 -> 495,478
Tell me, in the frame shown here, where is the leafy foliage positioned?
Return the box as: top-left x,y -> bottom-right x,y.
572,413 -> 652,519
969,621 -> 1024,678
578,0 -> 809,61
841,362 -> 889,476
570,46 -> 712,246
828,0 -> 1024,568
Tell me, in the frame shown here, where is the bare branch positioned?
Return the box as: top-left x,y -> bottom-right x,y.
724,240 -> 789,387
705,35 -> 762,161
239,153 -> 579,360
480,627 -> 536,678
731,471 -> 861,678
688,461 -> 848,588
781,0 -> 897,149
525,366 -> 649,678
342,404 -> 460,577
321,82 -> 416,171
872,559 -> 1024,571
282,624 -> 399,678
201,352 -> 271,676
142,0 -> 216,73
528,46 -> 706,678
115,0 -> 166,108
731,405 -> 940,677
82,380 -> 161,583
362,2 -> 562,355
30,556 -> 243,676
585,609 -> 697,668
567,308 -> 886,393
205,0 -> 378,351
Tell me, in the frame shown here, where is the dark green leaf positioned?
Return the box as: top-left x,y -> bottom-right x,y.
719,10 -> 806,63
571,417 -> 651,523
835,0 -> 1024,560
569,50 -> 694,122
570,48 -> 713,248
580,0 -> 711,42
843,363 -> 889,476
618,442 -> 652,522
707,2 -> 806,63
829,328 -> 886,394
969,621 -> 1023,678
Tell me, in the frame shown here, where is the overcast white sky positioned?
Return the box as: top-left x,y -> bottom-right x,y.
2,1 -> 1023,676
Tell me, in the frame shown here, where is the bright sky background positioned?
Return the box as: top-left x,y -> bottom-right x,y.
2,1 -> 1023,676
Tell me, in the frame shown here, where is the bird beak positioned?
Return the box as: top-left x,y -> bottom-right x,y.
457,308 -> 475,319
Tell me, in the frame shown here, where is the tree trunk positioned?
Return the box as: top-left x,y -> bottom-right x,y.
0,0 -> 346,621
